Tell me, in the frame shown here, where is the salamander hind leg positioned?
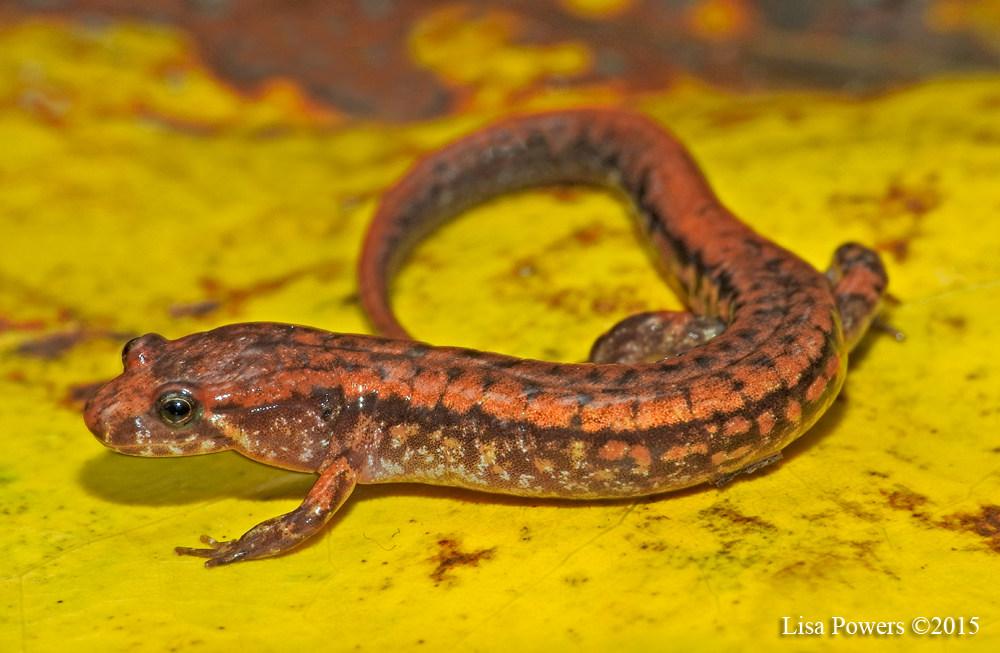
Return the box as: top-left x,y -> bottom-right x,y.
825,243 -> 889,351
175,458 -> 358,567
589,311 -> 726,364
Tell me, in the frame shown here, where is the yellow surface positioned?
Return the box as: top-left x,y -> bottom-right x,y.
411,5 -> 593,112
1,18 -> 999,653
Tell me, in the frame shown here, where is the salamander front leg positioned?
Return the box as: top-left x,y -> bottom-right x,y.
589,311 -> 726,364
175,458 -> 358,568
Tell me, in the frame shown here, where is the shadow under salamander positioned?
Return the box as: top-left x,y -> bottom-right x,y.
78,450 -> 316,506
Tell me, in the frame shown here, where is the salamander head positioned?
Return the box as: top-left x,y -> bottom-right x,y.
83,323 -> 347,473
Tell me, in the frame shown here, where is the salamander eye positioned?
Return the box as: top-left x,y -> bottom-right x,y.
121,337 -> 140,367
156,390 -> 202,428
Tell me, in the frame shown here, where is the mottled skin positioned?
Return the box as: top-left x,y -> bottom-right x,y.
84,109 -> 888,567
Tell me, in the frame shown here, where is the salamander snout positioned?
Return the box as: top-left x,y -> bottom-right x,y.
83,342 -> 234,458
82,388 -> 111,444
84,377 -> 233,457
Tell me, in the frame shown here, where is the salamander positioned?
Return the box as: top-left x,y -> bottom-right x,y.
83,109 -> 888,567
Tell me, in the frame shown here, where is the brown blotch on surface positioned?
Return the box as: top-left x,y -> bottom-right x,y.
568,223 -> 611,247
882,178 -> 941,217
428,538 -> 496,584
884,486 -> 1000,554
0,316 -> 46,333
877,239 -> 909,262
881,485 -> 930,515
199,260 -> 343,316
830,175 -> 941,263
16,330 -> 86,359
699,501 -> 778,532
940,315 -> 967,331
937,506 -> 1000,554
167,300 -> 222,319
